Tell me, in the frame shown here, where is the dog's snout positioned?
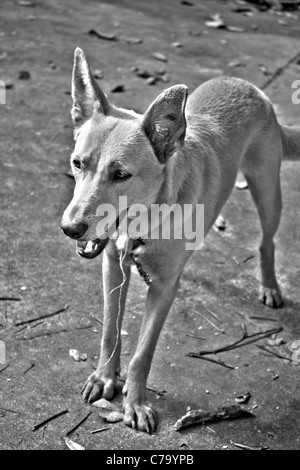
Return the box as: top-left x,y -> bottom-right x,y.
60,220 -> 88,240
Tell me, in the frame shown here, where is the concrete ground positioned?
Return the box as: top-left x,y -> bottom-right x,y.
0,0 -> 300,450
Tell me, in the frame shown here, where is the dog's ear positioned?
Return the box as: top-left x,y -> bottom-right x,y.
71,47 -> 109,130
142,85 -> 188,163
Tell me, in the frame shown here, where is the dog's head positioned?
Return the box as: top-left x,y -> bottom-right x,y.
60,48 -> 188,255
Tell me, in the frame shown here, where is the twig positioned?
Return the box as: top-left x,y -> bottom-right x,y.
187,353 -> 235,370
90,427 -> 111,434
30,320 -> 44,329
249,316 -> 279,322
16,324 -> 91,341
256,345 -> 292,362
185,334 -> 206,341
174,405 -> 254,431
15,304 -> 69,327
0,364 -> 10,373
91,315 -> 103,326
194,327 -> 283,356
0,406 -> 21,415
23,363 -> 35,374
202,305 -> 223,324
15,326 -> 27,334
32,409 -> 69,432
233,442 -> 269,451
0,297 -> 21,301
242,255 -> 255,264
195,311 -> 224,332
66,410 -> 92,436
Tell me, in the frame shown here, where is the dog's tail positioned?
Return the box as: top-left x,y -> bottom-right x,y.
280,124 -> 300,161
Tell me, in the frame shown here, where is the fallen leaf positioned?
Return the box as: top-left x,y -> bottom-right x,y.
205,13 -> 226,29
64,437 -> 85,451
151,52 -> 168,62
267,337 -> 285,346
92,398 -> 120,411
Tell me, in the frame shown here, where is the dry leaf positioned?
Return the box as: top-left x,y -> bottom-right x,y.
64,437 -> 85,451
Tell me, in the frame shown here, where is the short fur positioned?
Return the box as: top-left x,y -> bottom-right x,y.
61,48 -> 300,433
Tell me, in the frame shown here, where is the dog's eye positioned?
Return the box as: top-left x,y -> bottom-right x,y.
73,159 -> 81,170
113,170 -> 132,181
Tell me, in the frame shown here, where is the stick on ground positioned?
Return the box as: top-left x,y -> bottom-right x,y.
32,409 -> 69,432
66,410 -> 92,436
15,304 -> 69,327
174,405 -> 254,431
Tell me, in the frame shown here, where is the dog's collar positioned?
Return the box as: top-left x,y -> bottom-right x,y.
131,238 -> 152,286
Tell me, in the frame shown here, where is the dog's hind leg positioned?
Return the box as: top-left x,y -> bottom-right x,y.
241,124 -> 283,308
82,248 -> 131,403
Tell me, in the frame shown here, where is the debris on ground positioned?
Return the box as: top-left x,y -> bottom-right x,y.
15,303 -> 69,327
93,69 -> 103,79
87,29 -> 118,41
110,84 -> 125,93
205,13 -> 226,29
64,437 -> 85,451
92,399 -> 124,423
174,405 -> 254,431
92,398 -> 120,411
16,0 -> 36,6
99,410 -> 124,423
90,427 -> 112,434
18,70 -> 31,80
151,52 -> 168,62
214,215 -> 226,231
124,37 -> 143,44
205,13 -> 245,32
69,349 -> 87,362
233,442 -> 270,450
65,411 -> 92,436
235,392 -> 252,404
131,66 -> 169,85
267,337 -> 285,346
32,409 -> 69,432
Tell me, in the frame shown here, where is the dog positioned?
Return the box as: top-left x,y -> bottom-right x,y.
61,47 -> 300,433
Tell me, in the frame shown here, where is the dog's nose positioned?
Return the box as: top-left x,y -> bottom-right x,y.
60,220 -> 88,240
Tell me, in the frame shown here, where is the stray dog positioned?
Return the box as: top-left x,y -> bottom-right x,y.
61,48 -> 300,433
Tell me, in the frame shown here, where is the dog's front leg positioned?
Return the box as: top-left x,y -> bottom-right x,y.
123,277 -> 179,433
82,249 -> 131,403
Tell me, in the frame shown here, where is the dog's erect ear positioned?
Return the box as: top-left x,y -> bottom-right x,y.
142,85 -> 188,163
71,47 -> 110,129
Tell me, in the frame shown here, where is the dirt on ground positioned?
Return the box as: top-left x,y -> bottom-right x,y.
0,0 -> 300,451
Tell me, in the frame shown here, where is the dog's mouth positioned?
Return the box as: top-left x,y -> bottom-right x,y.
76,238 -> 108,259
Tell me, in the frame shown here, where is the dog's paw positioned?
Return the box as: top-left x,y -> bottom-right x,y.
81,371 -> 116,404
123,400 -> 157,434
259,285 -> 283,308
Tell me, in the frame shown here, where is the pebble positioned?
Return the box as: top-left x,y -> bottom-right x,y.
151,52 -> 168,62
18,70 -> 31,80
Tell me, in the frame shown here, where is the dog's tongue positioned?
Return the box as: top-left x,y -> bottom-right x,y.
76,238 -> 108,259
